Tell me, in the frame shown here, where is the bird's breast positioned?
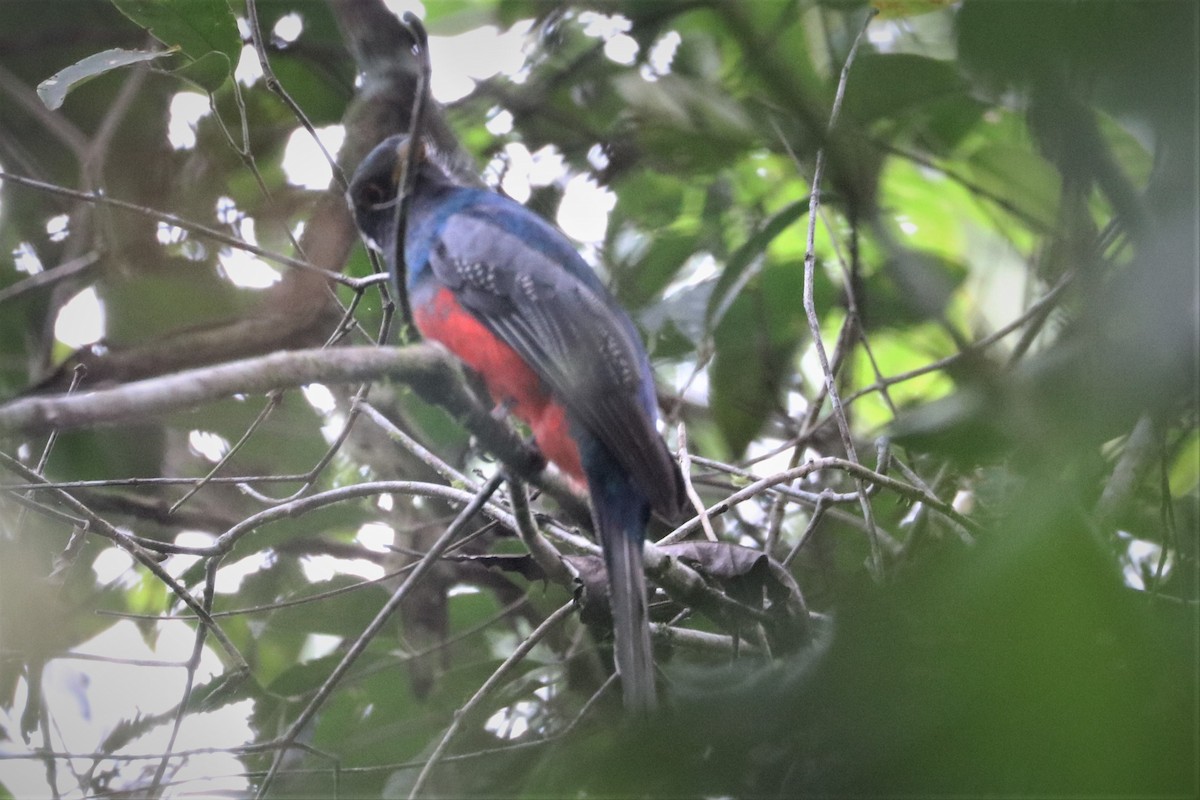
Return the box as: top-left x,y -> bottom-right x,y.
411,281 -> 586,487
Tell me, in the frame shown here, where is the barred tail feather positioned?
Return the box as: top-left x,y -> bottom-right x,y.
595,499 -> 657,713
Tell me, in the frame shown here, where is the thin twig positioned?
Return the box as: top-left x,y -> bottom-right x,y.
688,454 -> 861,506
0,453 -> 248,671
81,59 -> 150,261
508,476 -> 574,586
841,269 -> 1074,407
218,301 -> 400,510
0,251 -> 100,305
799,8 -> 881,575
214,479 -> 515,555
147,557 -> 220,795
13,365 -> 87,535
1,475 -> 313,491
662,455 -> 973,546
677,423 -> 717,541
103,522 -> 512,624
357,399 -> 475,491
782,491 -> 832,568
0,171 -> 354,285
235,383 -> 374,507
407,601 -> 576,799
387,13 -> 433,335
254,472 -> 506,799
168,390 -> 284,513
245,0 -> 348,192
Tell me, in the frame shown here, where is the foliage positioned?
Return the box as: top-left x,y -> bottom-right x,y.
0,0 -> 1195,798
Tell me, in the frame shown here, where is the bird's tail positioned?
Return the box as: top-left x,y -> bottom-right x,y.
593,489 -> 657,713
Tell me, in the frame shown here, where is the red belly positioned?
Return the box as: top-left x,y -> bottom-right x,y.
413,285 -> 586,486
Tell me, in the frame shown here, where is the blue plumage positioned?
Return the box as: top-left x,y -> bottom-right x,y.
350,135 -> 683,711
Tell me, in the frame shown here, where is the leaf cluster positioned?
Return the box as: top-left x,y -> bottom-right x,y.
0,1 -> 1195,798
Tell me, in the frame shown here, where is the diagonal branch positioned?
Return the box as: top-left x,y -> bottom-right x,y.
254,471 -> 507,799
798,9 -> 882,576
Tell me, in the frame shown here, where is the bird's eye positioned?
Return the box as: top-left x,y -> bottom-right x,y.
359,182 -> 387,208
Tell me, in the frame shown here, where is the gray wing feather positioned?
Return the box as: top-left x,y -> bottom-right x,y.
430,211 -> 679,514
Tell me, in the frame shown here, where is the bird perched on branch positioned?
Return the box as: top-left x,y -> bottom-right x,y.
348,135 -> 683,712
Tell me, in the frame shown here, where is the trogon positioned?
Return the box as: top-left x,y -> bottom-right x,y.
348,135 -> 684,712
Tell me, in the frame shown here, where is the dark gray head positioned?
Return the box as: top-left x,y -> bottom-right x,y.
348,135 -> 478,259
348,135 -> 459,252
346,134 -> 411,258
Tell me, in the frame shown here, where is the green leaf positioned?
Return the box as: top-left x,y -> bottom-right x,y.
127,569 -> 170,643
888,382 -> 1003,463
616,230 -> 697,310
173,49 -> 233,93
612,170 -> 687,230
269,652 -> 381,699
112,0 -> 240,81
849,326 -> 955,430
37,47 -> 172,110
706,199 -> 810,326
964,143 -> 1061,225
843,53 -> 967,126
869,0 -> 956,20
615,73 -> 757,171
870,249 -> 968,329
1168,429 -> 1200,496
710,259 -> 808,456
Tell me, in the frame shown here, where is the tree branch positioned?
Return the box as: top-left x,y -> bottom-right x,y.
1,345 -> 437,433
0,343 -> 572,507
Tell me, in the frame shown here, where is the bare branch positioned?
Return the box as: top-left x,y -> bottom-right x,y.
254,472 -> 507,799
408,601 -> 576,799
509,477 -> 575,586
1,345 -> 441,433
798,8 -> 882,575
0,453 -> 248,672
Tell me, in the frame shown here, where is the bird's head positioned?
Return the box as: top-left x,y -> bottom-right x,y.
349,134 -> 477,263
347,134 -> 423,259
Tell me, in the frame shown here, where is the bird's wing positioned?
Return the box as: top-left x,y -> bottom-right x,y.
427,198 -> 679,515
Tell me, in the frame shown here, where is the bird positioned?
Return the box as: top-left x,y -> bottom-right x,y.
348,135 -> 683,712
